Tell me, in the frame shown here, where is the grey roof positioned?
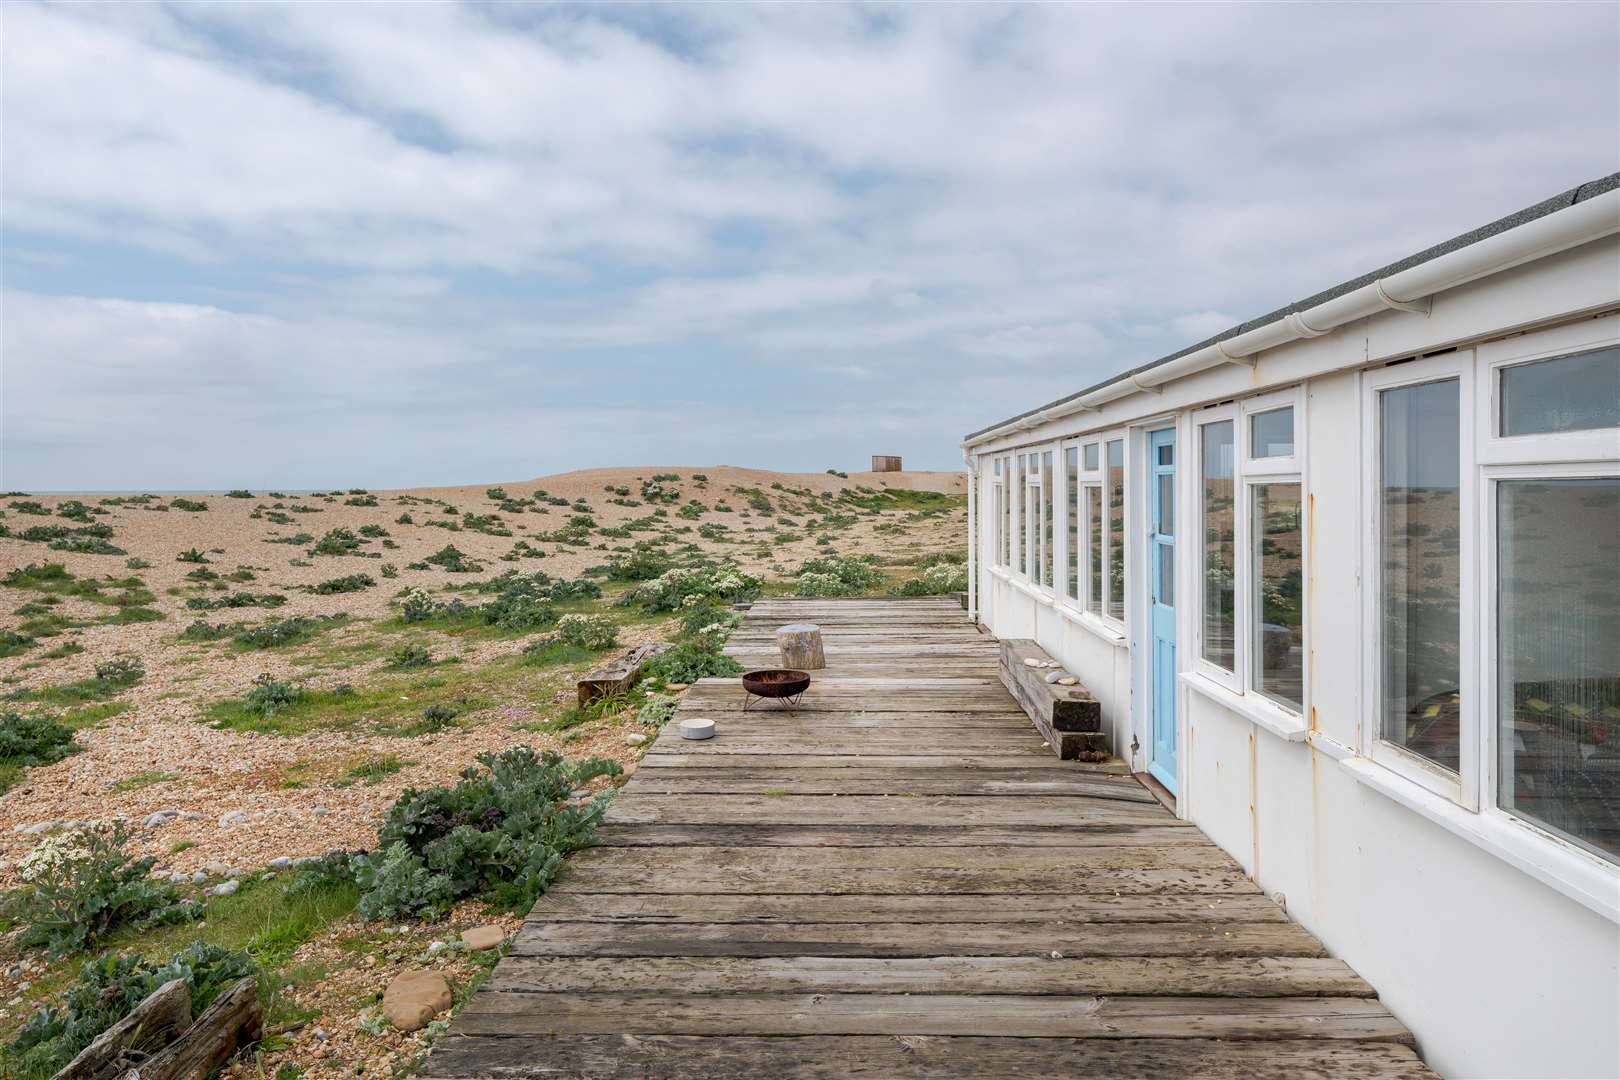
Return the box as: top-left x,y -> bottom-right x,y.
963,171 -> 1620,444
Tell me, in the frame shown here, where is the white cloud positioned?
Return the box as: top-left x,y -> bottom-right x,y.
1,1 -> 1616,487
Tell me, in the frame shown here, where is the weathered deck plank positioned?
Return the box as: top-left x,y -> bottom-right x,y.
438,598 -> 1433,1078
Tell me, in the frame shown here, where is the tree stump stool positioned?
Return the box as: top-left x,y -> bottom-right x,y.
776,623 -> 825,670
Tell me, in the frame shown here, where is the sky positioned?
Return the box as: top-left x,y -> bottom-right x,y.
2,2 -> 1617,491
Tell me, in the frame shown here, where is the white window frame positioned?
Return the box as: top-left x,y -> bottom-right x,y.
990,456 -> 1008,568
1361,351 -> 1479,808
1188,387 -> 1307,720
1059,436 -> 1108,616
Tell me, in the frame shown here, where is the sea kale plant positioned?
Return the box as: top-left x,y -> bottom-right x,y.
793,554 -> 881,597
349,747 -> 622,919
619,565 -> 761,612
4,825 -> 201,956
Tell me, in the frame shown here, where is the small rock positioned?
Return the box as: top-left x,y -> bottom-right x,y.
1057,676 -> 1078,686
212,879 -> 240,897
226,867 -> 245,879
1022,657 -> 1041,668
666,682 -> 690,692
169,872 -> 188,884
218,810 -> 246,828
312,806 -> 332,817
570,789 -> 592,801
383,970 -> 452,1032
143,811 -> 177,828
268,856 -> 292,869
19,821 -> 54,836
460,926 -> 505,952
1050,950 -> 1064,960
203,862 -> 230,877
1043,670 -> 1062,684
313,1027 -> 328,1042
190,870 -> 208,884
182,811 -> 205,822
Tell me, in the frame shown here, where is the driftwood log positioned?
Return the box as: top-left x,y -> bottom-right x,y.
578,642 -> 671,705
53,979 -> 191,1080
775,623 -> 825,670
118,977 -> 261,1080
52,976 -> 261,1080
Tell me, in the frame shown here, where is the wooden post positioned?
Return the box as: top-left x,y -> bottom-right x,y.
776,623 -> 825,670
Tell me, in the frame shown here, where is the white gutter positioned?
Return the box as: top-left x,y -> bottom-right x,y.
963,187 -> 1620,449
964,449 -> 977,622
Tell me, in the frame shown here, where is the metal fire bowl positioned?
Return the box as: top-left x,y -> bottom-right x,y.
741,669 -> 811,710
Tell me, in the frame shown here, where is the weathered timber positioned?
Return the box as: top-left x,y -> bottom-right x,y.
116,977 -> 261,1080
485,955 -> 1373,997
53,978 -> 191,1080
1000,637 -> 1107,759
449,992 -> 1412,1040
420,1035 -> 1432,1080
435,597 -> 1431,1079
577,641 -> 670,706
509,920 -> 1324,959
775,622 -> 826,669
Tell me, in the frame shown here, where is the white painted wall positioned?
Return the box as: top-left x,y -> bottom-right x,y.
968,232 -> 1620,1079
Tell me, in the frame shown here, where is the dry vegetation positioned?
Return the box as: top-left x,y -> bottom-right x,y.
0,465 -> 964,1078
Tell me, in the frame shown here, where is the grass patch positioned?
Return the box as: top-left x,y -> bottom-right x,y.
335,754 -> 411,787
205,668 -> 497,737
110,770 -> 178,793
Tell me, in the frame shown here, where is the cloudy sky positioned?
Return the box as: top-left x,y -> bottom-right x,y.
3,2 -> 1616,490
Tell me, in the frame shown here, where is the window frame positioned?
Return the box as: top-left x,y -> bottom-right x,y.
990,456 -> 1008,568
1188,387 -> 1307,713
1478,320 -> 1620,466
1360,351 -> 1481,808
1057,433 -> 1125,633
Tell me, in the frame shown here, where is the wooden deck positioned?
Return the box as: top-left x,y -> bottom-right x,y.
427,598 -> 1432,1079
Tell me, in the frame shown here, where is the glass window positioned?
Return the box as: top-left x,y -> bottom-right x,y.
1065,448 -> 1079,601
1500,346 -> 1620,436
1497,477 -> 1620,862
1379,379 -> 1461,773
1086,486 -> 1103,614
1250,406 -> 1295,458
1016,454 -> 1028,577
1084,443 -> 1100,471
1041,451 -> 1054,588
1253,482 -> 1304,711
1201,421 -> 1236,671
1107,440 -> 1125,621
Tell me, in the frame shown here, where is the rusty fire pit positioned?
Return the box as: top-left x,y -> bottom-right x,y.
741,668 -> 810,711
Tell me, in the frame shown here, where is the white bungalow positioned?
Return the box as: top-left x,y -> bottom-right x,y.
962,174 -> 1619,1079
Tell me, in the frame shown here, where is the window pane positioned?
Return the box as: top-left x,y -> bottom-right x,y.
1379,379 -> 1461,773
1084,444 -> 1100,471
1065,448 -> 1079,600
1041,451 -> 1054,588
1087,486 -> 1103,614
1157,473 -> 1175,536
1250,406 -> 1294,458
994,485 -> 1006,567
1498,478 -> 1620,862
1253,482 -> 1304,711
1016,455 -> 1028,576
1201,421 -> 1236,670
1107,440 -> 1125,620
1500,346 -> 1620,436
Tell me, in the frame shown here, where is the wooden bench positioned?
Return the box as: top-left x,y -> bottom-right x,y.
578,642 -> 671,706
998,638 -> 1107,760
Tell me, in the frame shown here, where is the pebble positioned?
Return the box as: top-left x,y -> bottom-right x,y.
190,870 -> 208,884
268,856 -> 293,869
624,733 -> 650,747
312,806 -> 332,817
203,862 -> 230,876
1043,670 -> 1063,684
1022,657 -> 1041,668
218,810 -> 246,828
212,879 -> 240,897
460,925 -> 505,951
1057,676 -> 1078,686
18,822 -> 54,835
143,810 -> 178,828
226,867 -> 245,879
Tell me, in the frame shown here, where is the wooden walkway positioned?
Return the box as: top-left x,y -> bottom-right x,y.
427,598 -> 1432,1079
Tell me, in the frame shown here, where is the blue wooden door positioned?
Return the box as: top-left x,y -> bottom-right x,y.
1147,428 -> 1178,794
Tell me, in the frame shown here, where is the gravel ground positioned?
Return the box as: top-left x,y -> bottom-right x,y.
0,465 -> 965,1075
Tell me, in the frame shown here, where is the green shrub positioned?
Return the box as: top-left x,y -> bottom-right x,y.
621,565 -> 761,612
311,527 -> 363,556
170,498 -> 208,512
892,562 -> 969,596
0,712 -> 78,771
387,644 -> 433,669
226,489 -> 254,498
636,694 -> 679,726
643,642 -> 742,684
314,573 -> 375,594
556,613 -> 617,650
0,630 -> 36,658
425,544 -> 481,573
264,531 -> 314,545
8,500 -> 50,516
4,941 -> 255,1074
486,487 -> 509,501
176,548 -> 209,563
233,616 -> 341,649
604,548 -> 672,582
399,587 -> 435,623
3,825 -> 201,956
381,562 -> 399,579
94,657 -> 144,687
416,704 -> 459,732
185,591 -> 286,611
344,495 -> 378,507
124,557 -> 152,570
359,524 -> 390,538
350,747 -> 621,920
182,620 -> 236,642
241,674 -> 303,719
794,554 -> 881,597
